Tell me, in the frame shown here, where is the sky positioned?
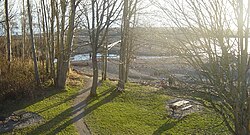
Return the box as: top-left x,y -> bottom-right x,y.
0,0 -> 249,33
0,0 -> 164,29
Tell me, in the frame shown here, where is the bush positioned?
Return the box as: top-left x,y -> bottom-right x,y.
0,58 -> 48,101
66,69 -> 84,88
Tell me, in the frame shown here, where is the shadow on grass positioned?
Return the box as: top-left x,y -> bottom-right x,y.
35,86 -> 90,114
0,86 -> 66,116
152,119 -> 180,135
27,86 -> 119,135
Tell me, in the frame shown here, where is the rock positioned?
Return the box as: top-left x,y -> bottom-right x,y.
181,105 -> 193,111
0,116 -> 6,121
0,111 -> 44,133
15,112 -> 44,129
172,100 -> 189,107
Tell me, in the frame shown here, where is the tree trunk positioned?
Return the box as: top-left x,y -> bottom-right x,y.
125,36 -> 132,82
22,0 -> 26,60
84,0 -> 121,95
37,5 -> 44,73
248,96 -> 250,133
89,0 -> 98,96
91,50 -> 98,96
235,0 -> 249,134
5,0 -> 11,66
27,0 -> 40,85
56,0 -> 66,88
124,51 -> 130,82
103,43 -> 108,80
56,0 -> 77,88
118,0 -> 129,90
57,62 -> 68,88
55,1 -> 60,86
102,38 -> 108,81
41,0 -> 49,74
50,0 -> 56,84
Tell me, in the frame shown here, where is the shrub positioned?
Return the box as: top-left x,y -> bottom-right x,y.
0,58 -> 48,101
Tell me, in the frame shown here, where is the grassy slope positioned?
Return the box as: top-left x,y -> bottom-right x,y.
85,81 -> 230,135
2,71 -> 83,135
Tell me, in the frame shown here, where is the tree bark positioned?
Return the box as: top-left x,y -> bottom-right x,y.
27,0 -> 40,85
89,0 -> 98,96
104,42 -> 108,80
50,0 -> 56,84
37,8 -> 44,75
5,0 -> 11,65
118,0 -> 129,90
22,0 -> 26,60
56,0 -> 66,88
102,37 -> 108,81
41,0 -> 49,74
55,1 -> 60,86
57,0 -> 77,88
91,49 -> 98,96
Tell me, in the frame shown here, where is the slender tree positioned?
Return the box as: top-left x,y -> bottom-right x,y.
80,0 -> 122,96
55,0 -> 60,86
124,0 -> 138,82
27,0 -> 40,85
118,0 -> 129,90
4,0 -> 11,64
101,34 -> 108,81
41,0 -> 50,74
37,7 -> 44,70
21,0 -> 26,60
50,0 -> 56,84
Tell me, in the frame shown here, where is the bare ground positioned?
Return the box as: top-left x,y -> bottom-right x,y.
72,75 -> 92,135
71,56 -> 195,84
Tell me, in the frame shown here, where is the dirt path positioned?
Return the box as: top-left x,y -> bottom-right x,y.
72,75 -> 92,135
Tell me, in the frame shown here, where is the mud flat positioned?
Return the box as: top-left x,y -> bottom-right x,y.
71,55 -> 196,83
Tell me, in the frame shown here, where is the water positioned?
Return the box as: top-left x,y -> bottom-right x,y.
137,56 -> 178,59
71,53 -> 119,61
70,53 -> 178,61
193,38 -> 250,55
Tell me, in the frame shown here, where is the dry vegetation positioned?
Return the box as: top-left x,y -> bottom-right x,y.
66,69 -> 84,88
0,58 -> 50,101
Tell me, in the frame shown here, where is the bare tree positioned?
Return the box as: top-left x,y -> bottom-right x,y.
56,0 -> 67,88
154,0 -> 250,134
21,0 -> 26,60
80,0 -> 122,96
124,0 -> 138,82
101,32 -> 108,81
27,0 -> 40,85
118,0 -> 139,89
4,0 -> 11,65
50,0 -> 56,84
56,0 -> 81,88
55,0 -> 60,87
118,0 -> 129,90
41,0 -> 50,74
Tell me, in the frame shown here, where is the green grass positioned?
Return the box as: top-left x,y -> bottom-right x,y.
84,81 -> 230,135
1,71 -> 84,135
2,86 -> 79,135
